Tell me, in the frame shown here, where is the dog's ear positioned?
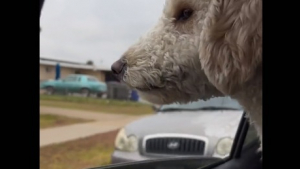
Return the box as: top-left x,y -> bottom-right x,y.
199,0 -> 262,95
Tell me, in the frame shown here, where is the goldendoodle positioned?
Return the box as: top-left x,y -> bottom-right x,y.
111,0 -> 262,152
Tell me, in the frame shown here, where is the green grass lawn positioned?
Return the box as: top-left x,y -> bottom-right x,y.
40,114 -> 92,129
40,130 -> 118,169
40,94 -> 154,115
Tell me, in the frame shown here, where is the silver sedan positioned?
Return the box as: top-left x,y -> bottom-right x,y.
111,97 -> 244,163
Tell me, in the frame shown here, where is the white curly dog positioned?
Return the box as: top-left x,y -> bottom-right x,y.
112,0 -> 262,153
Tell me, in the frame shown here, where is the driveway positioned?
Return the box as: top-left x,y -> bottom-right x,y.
40,106 -> 150,147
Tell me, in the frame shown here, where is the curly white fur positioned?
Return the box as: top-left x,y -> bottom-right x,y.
114,0 -> 262,155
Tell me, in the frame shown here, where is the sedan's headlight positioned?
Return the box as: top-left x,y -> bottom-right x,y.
114,128 -> 138,152
215,137 -> 234,156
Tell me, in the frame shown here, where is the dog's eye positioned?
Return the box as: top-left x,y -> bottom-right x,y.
177,9 -> 193,21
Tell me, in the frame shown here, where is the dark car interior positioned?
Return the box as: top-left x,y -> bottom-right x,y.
40,1 -> 262,169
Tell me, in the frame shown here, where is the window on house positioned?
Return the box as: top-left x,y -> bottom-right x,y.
45,67 -> 51,73
74,70 -> 81,74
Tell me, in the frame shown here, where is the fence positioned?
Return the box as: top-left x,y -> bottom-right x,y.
106,82 -> 131,100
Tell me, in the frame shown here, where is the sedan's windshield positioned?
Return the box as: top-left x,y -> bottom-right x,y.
159,97 -> 242,112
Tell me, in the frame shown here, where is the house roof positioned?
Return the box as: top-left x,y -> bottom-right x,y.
40,57 -> 111,71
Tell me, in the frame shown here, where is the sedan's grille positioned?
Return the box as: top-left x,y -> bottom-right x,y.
145,137 -> 205,155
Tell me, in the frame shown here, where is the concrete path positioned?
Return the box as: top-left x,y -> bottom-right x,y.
40,106 -> 150,147
40,106 -> 135,121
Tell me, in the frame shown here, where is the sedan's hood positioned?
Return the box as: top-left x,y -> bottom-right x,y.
125,110 -> 243,139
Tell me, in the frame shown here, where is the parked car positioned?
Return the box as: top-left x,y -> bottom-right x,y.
111,97 -> 246,164
92,114 -> 260,169
40,74 -> 107,97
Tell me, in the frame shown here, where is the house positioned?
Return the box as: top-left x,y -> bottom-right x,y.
40,57 -> 118,82
40,57 -> 142,101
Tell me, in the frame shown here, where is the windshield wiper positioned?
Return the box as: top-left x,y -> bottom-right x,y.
159,108 -> 183,112
160,107 -> 240,112
159,108 -> 194,112
159,107 -> 240,112
196,107 -> 240,110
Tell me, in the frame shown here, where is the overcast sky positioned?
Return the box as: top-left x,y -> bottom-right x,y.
40,0 -> 164,70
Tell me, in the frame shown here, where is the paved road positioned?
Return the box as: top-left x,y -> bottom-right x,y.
40,106 -> 150,147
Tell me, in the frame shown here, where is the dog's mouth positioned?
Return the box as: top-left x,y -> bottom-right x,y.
121,77 -> 163,92
135,84 -> 163,92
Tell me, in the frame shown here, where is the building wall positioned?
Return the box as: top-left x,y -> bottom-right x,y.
60,67 -> 77,79
80,69 -> 105,81
40,65 -> 55,82
40,64 -> 106,82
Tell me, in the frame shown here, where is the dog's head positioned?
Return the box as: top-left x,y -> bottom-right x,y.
112,0 -> 220,104
111,0 -> 261,104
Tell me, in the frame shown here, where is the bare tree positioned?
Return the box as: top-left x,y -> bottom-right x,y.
86,60 -> 94,65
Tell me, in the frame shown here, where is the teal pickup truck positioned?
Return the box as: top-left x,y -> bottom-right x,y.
40,74 -> 107,97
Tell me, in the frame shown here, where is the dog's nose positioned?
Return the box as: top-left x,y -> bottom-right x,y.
111,59 -> 126,75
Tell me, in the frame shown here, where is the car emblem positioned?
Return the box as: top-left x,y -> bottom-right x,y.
167,141 -> 180,150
